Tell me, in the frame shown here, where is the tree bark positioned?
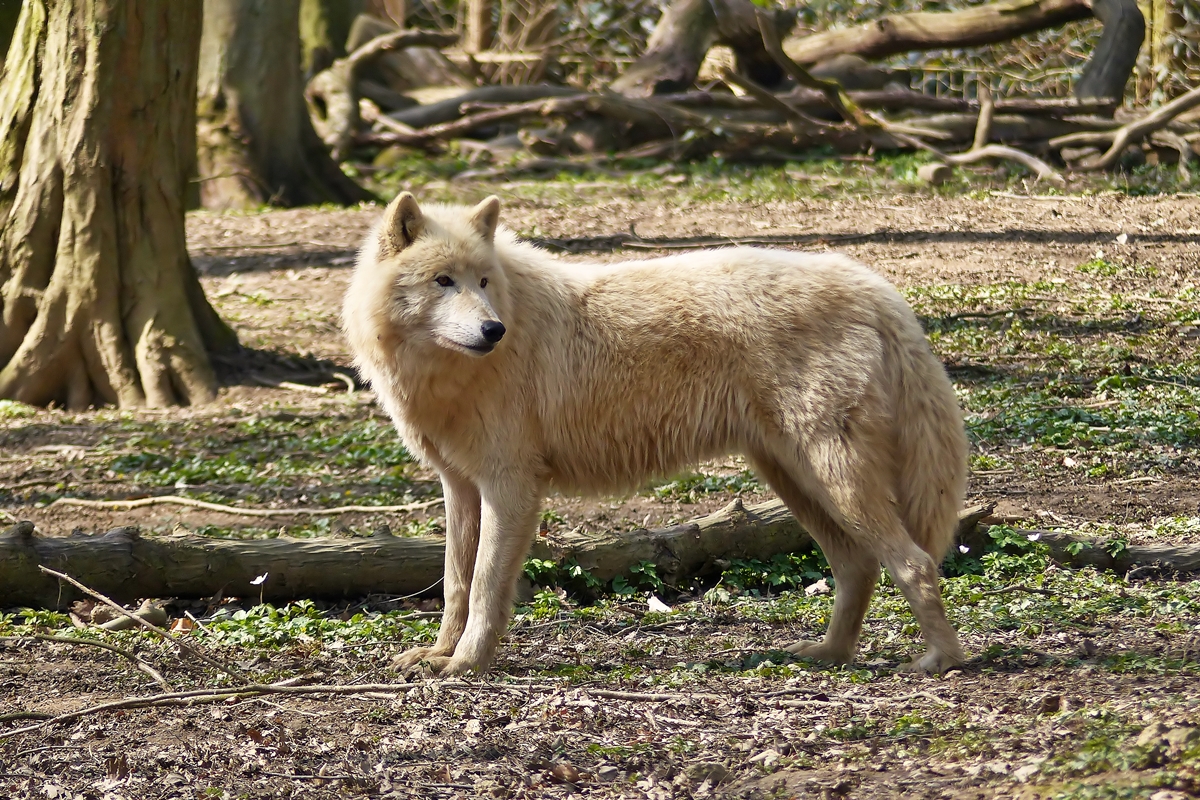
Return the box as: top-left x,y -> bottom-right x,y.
299,0 -> 365,77
783,0 -> 1093,65
0,0 -> 237,410
197,0 -> 374,210
1075,0 -> 1144,102
6,501 -> 1197,609
611,0 -> 795,98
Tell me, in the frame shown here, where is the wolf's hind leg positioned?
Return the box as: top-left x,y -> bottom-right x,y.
800,434 -> 965,674
393,471 -> 480,671
753,456 -> 879,664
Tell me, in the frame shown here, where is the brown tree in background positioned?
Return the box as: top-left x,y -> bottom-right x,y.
0,0 -> 236,409
197,0 -> 374,210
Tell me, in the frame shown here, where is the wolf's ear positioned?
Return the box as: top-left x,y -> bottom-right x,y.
468,195 -> 501,243
379,192 -> 425,256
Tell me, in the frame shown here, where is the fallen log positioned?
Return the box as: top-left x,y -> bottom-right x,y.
783,0 -> 1093,66
5,500 -> 1199,610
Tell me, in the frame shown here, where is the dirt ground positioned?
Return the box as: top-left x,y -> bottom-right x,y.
2,190 -> 1200,799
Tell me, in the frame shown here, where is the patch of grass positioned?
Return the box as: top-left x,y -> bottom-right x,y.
650,469 -> 760,502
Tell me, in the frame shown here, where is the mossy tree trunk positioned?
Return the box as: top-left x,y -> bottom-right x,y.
197,0 -> 374,211
299,0 -> 364,77
0,0 -> 236,410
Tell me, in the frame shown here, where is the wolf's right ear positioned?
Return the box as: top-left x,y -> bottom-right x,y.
379,192 -> 425,256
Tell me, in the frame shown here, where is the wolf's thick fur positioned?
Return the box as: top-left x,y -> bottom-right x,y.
344,193 -> 969,676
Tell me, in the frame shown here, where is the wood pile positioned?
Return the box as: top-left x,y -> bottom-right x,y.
305,0 -> 1200,184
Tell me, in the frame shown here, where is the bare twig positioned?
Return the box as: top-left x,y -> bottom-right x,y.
50,494 -> 444,518
36,566 -> 249,685
0,680 -> 418,739
1,634 -> 170,690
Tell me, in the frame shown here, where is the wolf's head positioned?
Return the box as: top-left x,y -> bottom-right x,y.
344,193 -> 511,368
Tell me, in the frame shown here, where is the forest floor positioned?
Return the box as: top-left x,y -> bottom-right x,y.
2,167 -> 1200,799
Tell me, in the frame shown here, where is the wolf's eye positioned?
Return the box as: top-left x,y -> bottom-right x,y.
480,277 -> 489,288
435,275 -> 454,287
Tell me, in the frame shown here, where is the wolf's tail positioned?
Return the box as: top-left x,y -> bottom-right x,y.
885,307 -> 969,560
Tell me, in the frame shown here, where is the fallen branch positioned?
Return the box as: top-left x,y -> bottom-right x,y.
6,495 -> 1198,611
1052,83 -> 1200,170
1,633 -> 170,690
37,566 -> 249,685
784,0 -> 1093,65
0,680 -> 419,740
306,29 -> 459,159
50,494 -> 443,518
756,8 -> 875,129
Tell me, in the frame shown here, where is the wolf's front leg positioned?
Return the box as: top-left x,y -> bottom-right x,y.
393,471 -> 481,672
438,479 -> 543,675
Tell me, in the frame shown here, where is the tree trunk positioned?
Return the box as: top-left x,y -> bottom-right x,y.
197,0 -> 374,211
783,0 -> 1093,65
1075,0 -> 1144,103
299,0 -> 365,77
611,0 -> 794,97
0,0 -> 237,410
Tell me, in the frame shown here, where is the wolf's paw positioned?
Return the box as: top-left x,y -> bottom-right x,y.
392,646 -> 449,671
897,648 -> 964,675
784,639 -> 853,664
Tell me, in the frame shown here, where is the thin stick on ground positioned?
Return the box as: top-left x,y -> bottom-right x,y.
50,495 -> 444,518
0,680 -> 418,739
1,634 -> 170,690
36,566 -> 249,685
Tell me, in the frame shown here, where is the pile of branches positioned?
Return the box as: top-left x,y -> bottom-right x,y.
307,0 -> 1200,185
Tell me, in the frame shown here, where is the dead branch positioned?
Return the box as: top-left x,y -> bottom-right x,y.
1053,83 -> 1200,169
1,633 -> 170,690
50,494 -> 443,518
719,70 -> 828,132
784,0 -> 1093,65
756,8 -> 874,130
306,29 -> 458,159
891,87 -> 1065,185
38,565 -> 249,685
973,84 -> 995,151
0,680 -> 419,740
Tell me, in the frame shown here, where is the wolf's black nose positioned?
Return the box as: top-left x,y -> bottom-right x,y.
481,320 -> 506,343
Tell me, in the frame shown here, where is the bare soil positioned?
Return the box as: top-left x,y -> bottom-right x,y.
2,192 -> 1200,799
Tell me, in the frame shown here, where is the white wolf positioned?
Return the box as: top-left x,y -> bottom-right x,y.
343,193 -> 969,676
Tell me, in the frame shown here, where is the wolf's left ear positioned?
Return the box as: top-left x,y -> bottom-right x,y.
379,192 -> 425,256
468,195 -> 501,243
